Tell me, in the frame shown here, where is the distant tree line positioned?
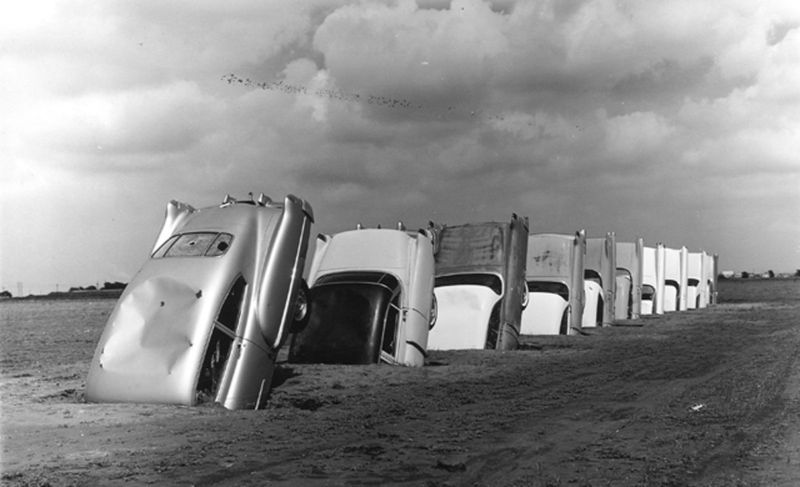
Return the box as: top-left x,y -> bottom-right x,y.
69,282 -> 127,292
722,270 -> 799,280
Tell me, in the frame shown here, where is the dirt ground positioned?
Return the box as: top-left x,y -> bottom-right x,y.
1,279 -> 799,486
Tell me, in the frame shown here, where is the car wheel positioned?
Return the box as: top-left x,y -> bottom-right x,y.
290,280 -> 310,333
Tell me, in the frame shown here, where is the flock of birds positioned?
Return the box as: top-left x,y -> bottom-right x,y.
222,73 -> 417,111
222,73 -> 523,124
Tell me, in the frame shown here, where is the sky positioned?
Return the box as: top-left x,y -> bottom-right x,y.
1,0 -> 799,295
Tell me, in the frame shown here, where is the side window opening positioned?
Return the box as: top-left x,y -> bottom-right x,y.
596,296 -> 604,325
559,308 -> 570,335
216,276 -> 246,330
196,276 -> 246,402
484,301 -> 502,349
381,295 -> 401,358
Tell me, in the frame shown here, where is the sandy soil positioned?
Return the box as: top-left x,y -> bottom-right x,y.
1,279 -> 799,486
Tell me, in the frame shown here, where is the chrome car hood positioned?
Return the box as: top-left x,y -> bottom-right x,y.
86,273 -> 225,405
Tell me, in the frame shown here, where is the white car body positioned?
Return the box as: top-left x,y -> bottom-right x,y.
615,239 -> 644,320
641,246 -> 658,315
430,285 -> 502,349
521,232 -> 586,335
654,243 -> 667,315
583,233 -> 616,327
582,280 -> 603,328
686,252 -> 703,309
663,247 -> 682,312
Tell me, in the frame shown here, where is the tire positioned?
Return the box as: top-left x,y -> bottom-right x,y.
290,280 -> 310,334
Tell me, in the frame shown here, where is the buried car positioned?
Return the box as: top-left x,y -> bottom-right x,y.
614,238 -> 644,320
662,246 -> 687,312
703,252 -> 719,307
582,233 -> 616,327
639,244 -> 661,316
426,215 -> 529,351
520,231 -> 586,335
686,251 -> 703,309
86,193 -> 314,410
288,225 -> 436,367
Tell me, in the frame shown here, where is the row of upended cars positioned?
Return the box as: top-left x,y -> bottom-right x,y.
86,193 -> 719,410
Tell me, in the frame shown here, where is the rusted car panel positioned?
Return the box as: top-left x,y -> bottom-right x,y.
583,233 -> 616,327
288,227 -> 436,367
86,194 -> 313,410
521,231 -> 586,335
427,215 -> 529,351
615,238 -> 643,320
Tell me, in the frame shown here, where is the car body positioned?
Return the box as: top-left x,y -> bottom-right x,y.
288,225 -> 436,367
686,251 -> 703,309
701,252 -> 719,308
582,233 -> 616,327
640,245 -> 659,315
662,247 -> 684,312
86,193 -> 314,410
521,231 -> 586,335
427,215 -> 529,350
614,238 -> 644,320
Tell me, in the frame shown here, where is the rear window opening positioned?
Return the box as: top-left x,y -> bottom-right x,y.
665,280 -> 680,295
484,302 -> 502,349
584,269 -> 602,287
435,273 -> 503,295
290,272 -> 402,365
196,276 -> 246,402
153,232 -> 234,258
642,284 -> 656,301
527,281 -> 569,301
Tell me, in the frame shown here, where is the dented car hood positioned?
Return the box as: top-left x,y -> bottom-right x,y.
86,258 -> 250,405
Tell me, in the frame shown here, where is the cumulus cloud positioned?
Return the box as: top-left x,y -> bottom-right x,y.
314,0 -> 508,111
2,0 -> 800,293
604,111 -> 675,161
